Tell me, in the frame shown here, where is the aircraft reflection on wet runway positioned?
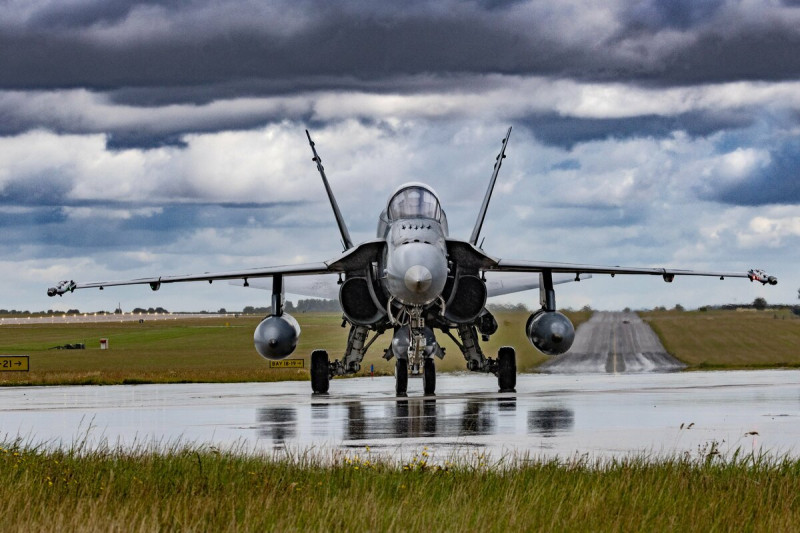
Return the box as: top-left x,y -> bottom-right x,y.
256,397 -> 575,447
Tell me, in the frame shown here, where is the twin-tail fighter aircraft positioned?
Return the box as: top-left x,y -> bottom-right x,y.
49,128 -> 778,396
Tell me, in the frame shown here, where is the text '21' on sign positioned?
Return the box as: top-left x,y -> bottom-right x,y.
1,356 -> 29,372
269,359 -> 304,369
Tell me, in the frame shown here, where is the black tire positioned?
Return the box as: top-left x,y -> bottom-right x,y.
497,346 -> 516,393
310,350 -> 330,394
395,359 -> 408,397
422,357 -> 436,396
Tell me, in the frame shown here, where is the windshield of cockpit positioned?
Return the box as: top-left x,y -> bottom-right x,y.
387,187 -> 441,221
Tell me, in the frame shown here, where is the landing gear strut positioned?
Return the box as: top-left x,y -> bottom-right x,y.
310,350 -> 330,394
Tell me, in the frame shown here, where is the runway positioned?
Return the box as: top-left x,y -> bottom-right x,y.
539,311 -> 685,373
1,370 -> 798,461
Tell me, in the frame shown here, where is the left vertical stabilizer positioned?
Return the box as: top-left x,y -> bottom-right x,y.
306,130 -> 354,251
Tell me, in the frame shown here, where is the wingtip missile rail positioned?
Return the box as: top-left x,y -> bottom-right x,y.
748,269 -> 778,285
47,280 -> 77,297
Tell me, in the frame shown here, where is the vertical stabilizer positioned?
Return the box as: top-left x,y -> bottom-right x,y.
469,127 -> 512,246
306,130 -> 354,250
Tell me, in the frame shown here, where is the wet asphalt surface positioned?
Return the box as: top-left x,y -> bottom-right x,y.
539,311 -> 685,373
1,370 -> 799,461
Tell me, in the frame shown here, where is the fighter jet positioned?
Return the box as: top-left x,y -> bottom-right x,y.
48,128 -> 778,396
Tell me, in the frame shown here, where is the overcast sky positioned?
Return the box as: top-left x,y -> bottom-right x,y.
1,0 -> 798,312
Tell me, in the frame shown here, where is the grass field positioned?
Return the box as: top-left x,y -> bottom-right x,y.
1,308 -> 797,386
1,442 -> 799,531
642,309 -> 800,369
0,311 -> 589,386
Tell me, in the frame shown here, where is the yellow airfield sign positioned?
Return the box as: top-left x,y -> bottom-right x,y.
1,356 -> 29,372
269,359 -> 304,369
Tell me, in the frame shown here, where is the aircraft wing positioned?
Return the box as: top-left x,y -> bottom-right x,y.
47,239 -> 386,297
490,259 -> 778,285
230,274 -> 340,300
485,273 -> 591,297
47,262 -> 333,296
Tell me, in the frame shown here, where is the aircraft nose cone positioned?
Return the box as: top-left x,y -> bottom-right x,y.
404,265 -> 433,294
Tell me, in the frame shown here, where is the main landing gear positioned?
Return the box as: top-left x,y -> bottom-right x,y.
496,346 -> 516,393
310,349 -> 330,394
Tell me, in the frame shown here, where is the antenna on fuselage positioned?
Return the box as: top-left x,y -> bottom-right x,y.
306,130 -> 354,251
469,126 -> 512,247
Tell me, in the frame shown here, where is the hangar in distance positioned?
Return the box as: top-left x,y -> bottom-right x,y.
48,128 -> 778,396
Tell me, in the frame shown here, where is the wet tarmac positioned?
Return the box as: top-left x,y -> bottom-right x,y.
1,370 -> 799,461
539,311 -> 685,373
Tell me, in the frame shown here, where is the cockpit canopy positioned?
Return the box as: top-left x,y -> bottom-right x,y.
387,185 -> 442,221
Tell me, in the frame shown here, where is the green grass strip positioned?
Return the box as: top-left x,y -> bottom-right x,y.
1,440 -> 799,531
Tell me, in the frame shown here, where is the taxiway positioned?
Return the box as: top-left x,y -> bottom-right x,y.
540,311 -> 685,373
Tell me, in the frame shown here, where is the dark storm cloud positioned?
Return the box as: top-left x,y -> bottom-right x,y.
104,132 -> 188,150
707,137 -> 800,206
622,0 -> 726,31
0,201 -> 308,259
0,207 -> 66,228
520,111 -> 755,149
0,174 -> 74,206
3,1 -> 800,98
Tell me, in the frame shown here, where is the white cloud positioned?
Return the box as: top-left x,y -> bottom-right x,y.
4,78 -> 800,138
61,206 -> 163,220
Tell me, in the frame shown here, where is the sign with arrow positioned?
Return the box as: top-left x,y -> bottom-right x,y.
0,356 -> 29,372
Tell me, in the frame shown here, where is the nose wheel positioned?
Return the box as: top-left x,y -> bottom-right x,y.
423,357 -> 436,396
310,349 -> 330,394
395,359 -> 408,397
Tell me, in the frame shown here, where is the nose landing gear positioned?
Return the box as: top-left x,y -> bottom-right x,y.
422,357 -> 436,396
395,358 -> 408,397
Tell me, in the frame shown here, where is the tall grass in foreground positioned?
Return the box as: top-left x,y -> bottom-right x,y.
1,442 -> 799,531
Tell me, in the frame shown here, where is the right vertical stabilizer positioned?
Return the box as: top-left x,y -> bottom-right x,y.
469,127 -> 512,246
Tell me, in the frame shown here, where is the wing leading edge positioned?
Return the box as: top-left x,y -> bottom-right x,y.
492,259 -> 778,285
47,239 -> 386,297
47,262 -> 332,297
